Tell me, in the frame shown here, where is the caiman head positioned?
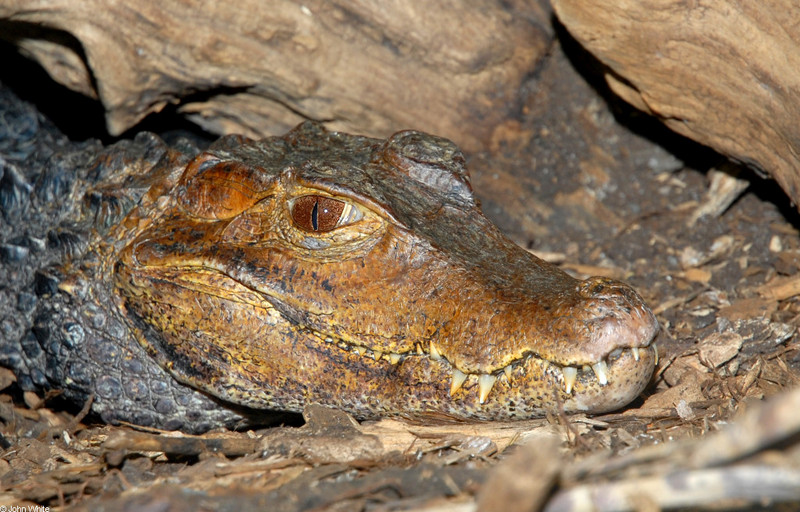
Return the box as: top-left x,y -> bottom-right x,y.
115,122 -> 658,420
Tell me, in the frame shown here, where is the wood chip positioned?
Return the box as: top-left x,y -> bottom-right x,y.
757,276 -> 800,301
680,267 -> 711,284
0,367 -> 16,391
476,436 -> 561,512
561,263 -> 627,280
527,249 -> 567,264
717,297 -> 778,322
686,165 -> 750,227
699,332 -> 743,369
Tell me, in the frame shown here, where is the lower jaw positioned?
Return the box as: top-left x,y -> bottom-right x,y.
395,348 -> 656,420
270,339 -> 657,421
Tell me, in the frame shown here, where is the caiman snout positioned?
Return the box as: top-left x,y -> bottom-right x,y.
387,240 -> 659,415
575,276 -> 660,365
548,276 -> 659,412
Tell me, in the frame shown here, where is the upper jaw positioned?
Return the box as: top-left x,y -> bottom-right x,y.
301,283 -> 659,406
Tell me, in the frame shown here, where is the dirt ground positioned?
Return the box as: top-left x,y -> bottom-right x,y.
1,29 -> 799,511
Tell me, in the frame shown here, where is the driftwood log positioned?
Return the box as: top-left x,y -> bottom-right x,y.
0,0 -> 551,151
551,0 -> 800,207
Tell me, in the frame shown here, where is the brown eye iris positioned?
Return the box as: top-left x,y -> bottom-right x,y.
291,195 -> 348,232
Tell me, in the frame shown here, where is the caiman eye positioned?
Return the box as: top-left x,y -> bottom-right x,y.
290,195 -> 362,232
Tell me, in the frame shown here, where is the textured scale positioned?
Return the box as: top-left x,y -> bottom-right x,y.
0,86 -> 658,432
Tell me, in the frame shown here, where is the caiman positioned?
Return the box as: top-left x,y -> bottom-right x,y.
0,85 -> 658,433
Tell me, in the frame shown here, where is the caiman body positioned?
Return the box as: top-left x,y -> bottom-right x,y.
0,87 -> 658,432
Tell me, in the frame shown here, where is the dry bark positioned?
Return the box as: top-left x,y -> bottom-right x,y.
551,0 -> 800,207
0,0 -> 552,151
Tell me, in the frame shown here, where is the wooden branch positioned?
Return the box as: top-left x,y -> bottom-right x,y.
551,0 -> 800,208
0,0 -> 552,151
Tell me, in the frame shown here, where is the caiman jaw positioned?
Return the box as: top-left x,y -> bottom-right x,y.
304,310 -> 658,407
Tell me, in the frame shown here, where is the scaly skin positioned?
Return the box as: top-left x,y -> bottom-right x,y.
115,122 -> 658,421
1,93 -> 657,431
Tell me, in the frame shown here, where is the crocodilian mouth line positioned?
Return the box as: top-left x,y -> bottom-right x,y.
305,328 -> 655,404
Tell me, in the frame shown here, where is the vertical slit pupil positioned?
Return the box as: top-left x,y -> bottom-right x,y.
291,195 -> 347,232
311,200 -> 319,231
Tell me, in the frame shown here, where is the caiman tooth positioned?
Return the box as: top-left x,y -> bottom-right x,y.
562,366 -> 578,394
388,353 -> 402,365
354,346 -> 366,356
503,365 -> 513,381
478,374 -> 497,404
373,350 -> 383,361
450,369 -> 467,396
429,342 -> 442,360
591,360 -> 609,386
653,343 -> 659,365
416,343 -> 424,355
632,347 -> 640,362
